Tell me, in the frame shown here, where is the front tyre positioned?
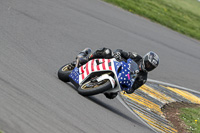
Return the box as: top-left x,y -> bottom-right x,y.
78,79 -> 112,96
58,63 -> 73,82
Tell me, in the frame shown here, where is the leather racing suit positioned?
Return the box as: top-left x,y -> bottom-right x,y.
87,48 -> 148,99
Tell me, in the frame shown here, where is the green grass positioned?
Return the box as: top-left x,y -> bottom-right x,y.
180,107 -> 200,133
104,0 -> 200,40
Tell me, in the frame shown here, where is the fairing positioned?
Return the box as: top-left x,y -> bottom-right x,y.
69,58 -> 139,91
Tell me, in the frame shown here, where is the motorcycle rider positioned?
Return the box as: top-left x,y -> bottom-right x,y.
67,47 -> 159,99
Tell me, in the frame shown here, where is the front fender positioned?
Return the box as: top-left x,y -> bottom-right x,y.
97,74 -> 115,88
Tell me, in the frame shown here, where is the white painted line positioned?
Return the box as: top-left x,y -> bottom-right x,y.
148,79 -> 200,95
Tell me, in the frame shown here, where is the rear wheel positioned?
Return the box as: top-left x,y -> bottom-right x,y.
58,63 -> 74,82
77,79 -> 112,96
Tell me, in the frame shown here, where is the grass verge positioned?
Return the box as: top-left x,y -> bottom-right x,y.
180,107 -> 200,133
104,0 -> 200,40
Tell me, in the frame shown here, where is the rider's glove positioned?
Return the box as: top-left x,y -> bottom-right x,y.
113,52 -> 121,60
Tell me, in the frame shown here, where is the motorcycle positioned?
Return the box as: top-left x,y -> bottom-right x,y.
58,51 -> 139,98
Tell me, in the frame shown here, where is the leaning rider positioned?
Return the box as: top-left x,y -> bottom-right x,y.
68,48 -> 159,99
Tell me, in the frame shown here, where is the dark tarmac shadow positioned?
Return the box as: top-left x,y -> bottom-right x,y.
87,96 -> 149,129
55,76 -> 149,130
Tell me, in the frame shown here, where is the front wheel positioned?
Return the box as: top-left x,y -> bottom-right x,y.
58,63 -> 73,82
77,79 -> 112,96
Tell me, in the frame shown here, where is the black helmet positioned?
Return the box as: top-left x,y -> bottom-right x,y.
143,51 -> 159,72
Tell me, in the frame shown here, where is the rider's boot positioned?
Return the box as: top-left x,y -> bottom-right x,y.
77,48 -> 92,58
89,48 -> 113,60
63,48 -> 92,71
76,48 -> 92,66
68,47 -> 112,69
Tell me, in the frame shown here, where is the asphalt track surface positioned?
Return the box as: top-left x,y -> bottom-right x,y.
0,0 -> 200,133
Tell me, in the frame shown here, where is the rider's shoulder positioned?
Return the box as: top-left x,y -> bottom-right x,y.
130,52 -> 142,57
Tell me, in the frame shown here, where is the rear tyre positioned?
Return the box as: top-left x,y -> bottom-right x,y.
58,63 -> 73,82
77,79 -> 112,96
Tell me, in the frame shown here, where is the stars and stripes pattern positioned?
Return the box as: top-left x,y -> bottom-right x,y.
117,62 -> 132,90
69,58 -> 135,91
69,67 -> 79,84
78,59 -> 114,83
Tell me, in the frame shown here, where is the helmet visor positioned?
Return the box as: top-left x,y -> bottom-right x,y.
144,60 -> 155,72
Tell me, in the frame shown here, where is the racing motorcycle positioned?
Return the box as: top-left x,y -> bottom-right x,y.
58,52 -> 139,98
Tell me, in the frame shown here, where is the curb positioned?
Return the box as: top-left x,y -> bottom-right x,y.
118,79 -> 200,133
148,79 -> 200,95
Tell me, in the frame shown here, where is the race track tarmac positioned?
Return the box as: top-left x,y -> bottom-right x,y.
0,0 -> 200,132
